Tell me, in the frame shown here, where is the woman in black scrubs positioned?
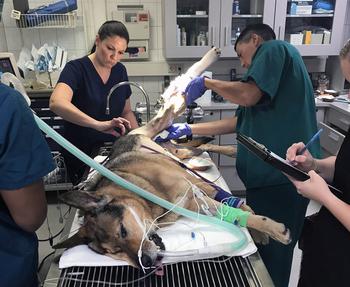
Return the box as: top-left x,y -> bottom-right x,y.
285,39 -> 350,286
50,21 -> 139,184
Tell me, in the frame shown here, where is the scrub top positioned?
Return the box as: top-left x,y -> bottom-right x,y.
236,40 -> 320,189
0,84 -> 55,287
57,56 -> 132,183
298,126 -> 350,286
57,56 -> 132,148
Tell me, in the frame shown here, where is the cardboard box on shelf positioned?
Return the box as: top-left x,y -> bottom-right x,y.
286,33 -> 304,45
311,33 -> 324,44
304,30 -> 312,44
296,5 -> 312,15
323,31 -> 331,44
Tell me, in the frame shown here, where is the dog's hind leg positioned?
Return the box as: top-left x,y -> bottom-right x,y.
130,48 -> 221,139
197,144 -> 237,158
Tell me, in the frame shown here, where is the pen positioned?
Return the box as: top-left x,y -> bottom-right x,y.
297,128 -> 323,155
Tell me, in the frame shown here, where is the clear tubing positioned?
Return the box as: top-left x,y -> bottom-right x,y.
34,115 -> 248,253
158,242 -> 240,258
158,249 -> 199,257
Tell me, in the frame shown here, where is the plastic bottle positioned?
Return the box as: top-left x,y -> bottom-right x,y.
231,28 -> 237,45
232,0 -> 240,15
317,74 -> 329,95
181,27 -> 187,46
235,27 -> 241,40
176,25 -> 181,46
197,31 -> 206,46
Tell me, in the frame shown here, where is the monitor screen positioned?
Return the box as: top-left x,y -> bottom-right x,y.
0,57 -> 16,75
0,52 -> 22,80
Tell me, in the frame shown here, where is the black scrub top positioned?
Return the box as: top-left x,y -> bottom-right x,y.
57,56 -> 132,150
299,126 -> 350,286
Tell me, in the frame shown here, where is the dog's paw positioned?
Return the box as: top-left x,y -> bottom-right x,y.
248,228 -> 269,245
269,222 -> 292,245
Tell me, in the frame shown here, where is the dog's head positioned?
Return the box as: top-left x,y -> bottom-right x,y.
56,189 -> 165,268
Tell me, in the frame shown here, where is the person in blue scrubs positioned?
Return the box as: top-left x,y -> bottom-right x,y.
161,24 -> 320,287
0,83 -> 55,287
50,20 -> 139,185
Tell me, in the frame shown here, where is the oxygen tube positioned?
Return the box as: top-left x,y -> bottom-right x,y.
1,72 -> 248,255
35,116 -> 248,255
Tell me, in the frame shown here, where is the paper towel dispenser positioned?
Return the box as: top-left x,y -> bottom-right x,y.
112,5 -> 150,60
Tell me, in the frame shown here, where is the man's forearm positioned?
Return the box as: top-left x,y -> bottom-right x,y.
205,79 -> 262,106
190,117 -> 237,135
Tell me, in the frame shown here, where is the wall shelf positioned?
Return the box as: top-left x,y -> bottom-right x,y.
11,10 -> 77,28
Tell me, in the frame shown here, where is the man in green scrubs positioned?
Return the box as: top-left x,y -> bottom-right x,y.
161,24 -> 320,287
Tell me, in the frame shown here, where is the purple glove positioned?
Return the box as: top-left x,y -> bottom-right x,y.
185,76 -> 207,106
155,123 -> 192,143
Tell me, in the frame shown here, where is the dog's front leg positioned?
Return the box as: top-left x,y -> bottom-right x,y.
246,214 -> 291,245
190,195 -> 291,245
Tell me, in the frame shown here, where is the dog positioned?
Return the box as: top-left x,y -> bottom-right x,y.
55,48 -> 291,268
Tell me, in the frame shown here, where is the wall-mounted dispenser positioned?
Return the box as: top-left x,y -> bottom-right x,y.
112,5 -> 150,60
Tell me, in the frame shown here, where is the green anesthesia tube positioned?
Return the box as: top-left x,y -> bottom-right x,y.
34,115 -> 248,253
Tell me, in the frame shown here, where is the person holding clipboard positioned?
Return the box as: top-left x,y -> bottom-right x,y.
285,39 -> 350,287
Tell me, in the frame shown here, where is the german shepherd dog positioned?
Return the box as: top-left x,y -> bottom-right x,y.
55,48 -> 291,268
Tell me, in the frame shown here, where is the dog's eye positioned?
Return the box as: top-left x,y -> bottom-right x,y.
120,224 -> 127,238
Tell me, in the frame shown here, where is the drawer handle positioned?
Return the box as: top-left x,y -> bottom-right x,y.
328,132 -> 340,142
339,118 -> 350,126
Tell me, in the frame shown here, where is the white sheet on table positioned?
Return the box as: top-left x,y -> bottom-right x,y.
59,153 -> 257,269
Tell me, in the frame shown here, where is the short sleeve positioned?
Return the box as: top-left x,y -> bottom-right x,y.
0,88 -> 56,190
57,60 -> 82,93
242,41 -> 287,101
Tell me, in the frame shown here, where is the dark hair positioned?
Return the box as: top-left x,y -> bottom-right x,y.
90,20 -> 130,54
234,23 -> 276,51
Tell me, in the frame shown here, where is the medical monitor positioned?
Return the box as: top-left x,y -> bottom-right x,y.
0,52 -> 22,80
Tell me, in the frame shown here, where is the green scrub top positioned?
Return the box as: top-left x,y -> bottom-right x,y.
236,40 -> 320,189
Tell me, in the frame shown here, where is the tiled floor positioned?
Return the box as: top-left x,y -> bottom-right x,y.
37,193 -> 322,286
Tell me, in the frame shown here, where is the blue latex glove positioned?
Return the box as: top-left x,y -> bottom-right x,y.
155,123 -> 192,143
185,76 -> 207,106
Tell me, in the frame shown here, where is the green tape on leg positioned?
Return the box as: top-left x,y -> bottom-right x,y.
215,204 -> 250,227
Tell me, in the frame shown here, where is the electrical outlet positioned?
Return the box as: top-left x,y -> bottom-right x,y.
168,64 -> 182,74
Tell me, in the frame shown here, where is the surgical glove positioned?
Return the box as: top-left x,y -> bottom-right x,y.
155,123 -> 192,143
185,76 -> 207,106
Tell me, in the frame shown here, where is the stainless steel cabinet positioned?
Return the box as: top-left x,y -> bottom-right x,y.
195,107 -> 246,195
218,110 -> 245,196
319,106 -> 349,156
163,0 -> 348,58
193,109 -> 220,165
319,122 -> 345,156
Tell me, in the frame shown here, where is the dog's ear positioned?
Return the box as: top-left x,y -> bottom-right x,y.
53,227 -> 91,249
59,190 -> 109,212
88,241 -> 110,254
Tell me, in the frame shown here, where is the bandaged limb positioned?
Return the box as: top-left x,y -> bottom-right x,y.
215,204 -> 250,227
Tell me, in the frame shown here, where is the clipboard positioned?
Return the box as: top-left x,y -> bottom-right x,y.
237,133 -> 342,194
